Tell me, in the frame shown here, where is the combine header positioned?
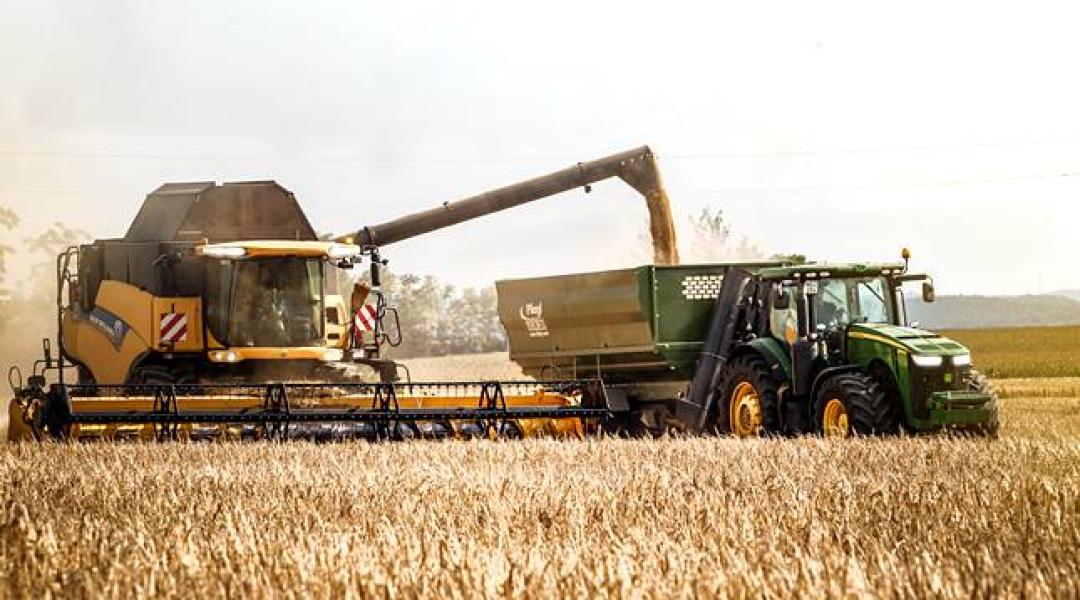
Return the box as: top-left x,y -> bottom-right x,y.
12,379 -> 606,441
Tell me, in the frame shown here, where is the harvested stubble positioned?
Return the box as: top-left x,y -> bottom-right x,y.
2,409 -> 1077,598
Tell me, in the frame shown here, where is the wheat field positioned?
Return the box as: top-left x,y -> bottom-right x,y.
943,325 -> 1080,378
2,353 -> 1078,598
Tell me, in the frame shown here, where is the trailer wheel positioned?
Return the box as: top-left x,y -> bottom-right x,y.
718,354 -> 781,437
964,369 -> 1000,438
814,373 -> 897,437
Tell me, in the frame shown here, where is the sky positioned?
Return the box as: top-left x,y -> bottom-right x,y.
0,0 -> 1077,296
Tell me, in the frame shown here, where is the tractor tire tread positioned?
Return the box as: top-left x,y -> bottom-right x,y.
816,372 -> 899,436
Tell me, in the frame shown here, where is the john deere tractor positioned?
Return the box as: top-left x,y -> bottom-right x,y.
712,257 -> 998,437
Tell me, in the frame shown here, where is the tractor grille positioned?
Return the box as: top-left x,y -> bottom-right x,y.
911,363 -> 970,418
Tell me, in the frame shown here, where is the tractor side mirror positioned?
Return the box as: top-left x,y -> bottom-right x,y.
922,281 -> 936,303
772,287 -> 791,310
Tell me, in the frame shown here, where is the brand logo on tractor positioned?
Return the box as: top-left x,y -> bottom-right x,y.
519,302 -> 549,338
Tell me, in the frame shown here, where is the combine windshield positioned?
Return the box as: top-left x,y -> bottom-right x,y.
206,257 -> 325,347
812,277 -> 894,328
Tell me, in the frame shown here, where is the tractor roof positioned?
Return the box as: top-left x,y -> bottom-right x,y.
758,262 -> 907,280
124,181 -> 317,243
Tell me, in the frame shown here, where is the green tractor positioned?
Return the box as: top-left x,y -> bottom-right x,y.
712,256 -> 998,437
498,251 -> 999,437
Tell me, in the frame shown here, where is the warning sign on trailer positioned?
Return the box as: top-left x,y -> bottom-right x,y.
160,312 -> 189,343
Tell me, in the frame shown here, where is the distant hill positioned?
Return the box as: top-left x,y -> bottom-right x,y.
1051,289 -> 1080,303
908,294 -> 1080,329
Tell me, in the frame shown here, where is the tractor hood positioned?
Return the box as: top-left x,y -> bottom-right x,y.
848,323 -> 970,356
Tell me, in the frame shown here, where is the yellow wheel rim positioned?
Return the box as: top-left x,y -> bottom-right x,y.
729,381 -> 763,438
822,398 -> 850,438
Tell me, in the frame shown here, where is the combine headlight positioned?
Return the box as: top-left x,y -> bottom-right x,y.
911,355 -> 944,368
322,348 -> 344,362
951,354 -> 972,367
326,243 -> 362,260
209,350 -> 243,363
201,245 -> 247,259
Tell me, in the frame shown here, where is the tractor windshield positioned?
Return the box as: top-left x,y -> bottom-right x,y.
812,277 -> 893,329
206,257 -> 326,347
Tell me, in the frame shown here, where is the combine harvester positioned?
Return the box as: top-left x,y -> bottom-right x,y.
7,147 -> 673,441
6,145 -> 999,441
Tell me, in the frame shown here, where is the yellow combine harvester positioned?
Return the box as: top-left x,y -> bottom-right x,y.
7,146 -> 676,441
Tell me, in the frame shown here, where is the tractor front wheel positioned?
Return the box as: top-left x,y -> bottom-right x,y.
718,354 -> 781,437
815,373 -> 898,437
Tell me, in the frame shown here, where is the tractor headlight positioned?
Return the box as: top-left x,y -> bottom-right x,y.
911,355 -> 944,368
209,350 -> 243,363
951,354 -> 972,367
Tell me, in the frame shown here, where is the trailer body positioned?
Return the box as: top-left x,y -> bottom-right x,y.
497,263 -> 778,385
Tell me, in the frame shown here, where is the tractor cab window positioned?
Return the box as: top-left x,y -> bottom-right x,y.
206,257 -> 325,347
813,279 -> 852,329
854,278 -> 890,324
811,277 -> 894,330
769,286 -> 798,346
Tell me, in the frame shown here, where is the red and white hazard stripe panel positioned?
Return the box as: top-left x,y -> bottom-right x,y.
160,312 -> 189,343
354,304 -> 378,332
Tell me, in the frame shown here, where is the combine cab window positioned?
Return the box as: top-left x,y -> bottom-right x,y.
206,258 -> 326,347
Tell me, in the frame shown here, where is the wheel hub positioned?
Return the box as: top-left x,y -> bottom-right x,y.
730,381 -> 762,437
822,398 -> 849,437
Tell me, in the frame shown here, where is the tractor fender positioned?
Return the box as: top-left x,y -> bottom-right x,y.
734,338 -> 792,383
809,365 -> 862,405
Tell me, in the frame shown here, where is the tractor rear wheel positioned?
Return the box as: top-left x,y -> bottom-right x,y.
718,354 -> 781,437
964,369 -> 1000,438
814,372 -> 898,437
